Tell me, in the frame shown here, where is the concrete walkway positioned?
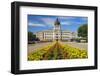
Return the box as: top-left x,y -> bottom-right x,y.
28,42 -> 52,54
62,42 -> 88,50
28,41 -> 88,55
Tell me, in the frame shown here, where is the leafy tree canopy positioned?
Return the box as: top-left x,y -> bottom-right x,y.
78,24 -> 88,38
28,32 -> 37,41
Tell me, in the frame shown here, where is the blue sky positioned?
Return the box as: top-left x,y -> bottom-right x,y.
28,15 -> 88,33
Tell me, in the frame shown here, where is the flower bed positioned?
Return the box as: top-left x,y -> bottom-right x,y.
28,41 -> 88,61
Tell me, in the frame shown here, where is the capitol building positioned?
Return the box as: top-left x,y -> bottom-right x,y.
35,18 -> 78,41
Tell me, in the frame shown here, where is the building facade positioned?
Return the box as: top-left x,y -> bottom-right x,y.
35,18 -> 78,41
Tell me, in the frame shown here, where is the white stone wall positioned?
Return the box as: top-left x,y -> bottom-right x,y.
36,30 -> 78,41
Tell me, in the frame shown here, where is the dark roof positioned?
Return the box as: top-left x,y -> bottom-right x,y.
54,18 -> 60,25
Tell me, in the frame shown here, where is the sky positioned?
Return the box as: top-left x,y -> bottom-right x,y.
28,15 -> 88,33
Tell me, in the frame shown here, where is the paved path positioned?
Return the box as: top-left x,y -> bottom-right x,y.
28,42 -> 52,54
62,42 -> 88,50
28,42 -> 88,54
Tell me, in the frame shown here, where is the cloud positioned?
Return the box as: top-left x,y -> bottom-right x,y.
28,16 -> 87,27
60,17 -> 87,26
61,21 -> 84,26
59,16 -> 87,21
40,17 -> 55,26
28,22 -> 45,27
58,16 -> 78,20
80,17 -> 87,21
61,21 -> 71,25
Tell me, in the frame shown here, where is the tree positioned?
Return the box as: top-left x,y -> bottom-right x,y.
78,24 -> 88,38
28,32 -> 36,41
78,24 -> 88,42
